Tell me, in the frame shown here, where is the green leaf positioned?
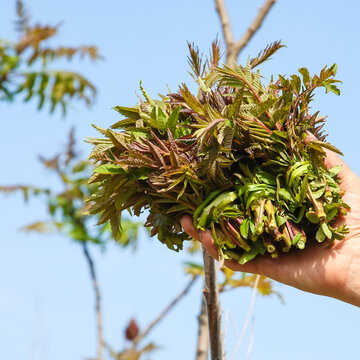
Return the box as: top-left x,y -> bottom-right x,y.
326,207 -> 338,222
139,81 -> 156,106
276,215 -> 287,227
329,165 -> 342,177
113,106 -> 140,120
168,106 -> 180,134
94,164 -> 124,174
316,226 -> 326,242
129,128 -> 152,139
107,129 -> 128,148
218,124 -> 235,149
253,69 -> 261,93
156,107 -> 168,131
329,63 -> 338,75
290,74 -> 301,93
250,41 -> 284,68
250,97 -> 277,118
240,219 -> 249,238
238,246 -> 259,265
308,140 -> 343,155
292,233 -> 302,245
321,222 -> 332,239
193,189 -> 224,228
298,67 -> 310,85
278,188 -> 295,203
255,171 -> 276,186
245,56 -> 252,85
198,76 -> 211,93
227,88 -> 244,118
111,118 -> 137,129
324,83 -> 340,96
249,219 -> 255,234
296,172 -> 310,203
272,130 -> 288,139
306,211 -> 320,224
179,83 -> 205,116
132,168 -> 151,180
92,124 -> 107,135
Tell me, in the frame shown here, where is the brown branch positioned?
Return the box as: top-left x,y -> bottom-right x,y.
233,0 -> 276,58
202,245 -> 224,360
82,242 -> 104,360
215,0 -> 234,49
215,0 -> 276,65
195,294 -> 209,360
132,276 -> 197,348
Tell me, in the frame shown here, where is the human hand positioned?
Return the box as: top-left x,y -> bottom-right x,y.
181,145 -> 360,307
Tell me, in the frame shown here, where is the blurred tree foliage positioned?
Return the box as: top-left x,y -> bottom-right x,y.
0,0 -> 100,115
6,129 -> 144,248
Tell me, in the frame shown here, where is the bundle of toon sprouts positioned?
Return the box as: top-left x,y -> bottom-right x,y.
86,41 -> 349,264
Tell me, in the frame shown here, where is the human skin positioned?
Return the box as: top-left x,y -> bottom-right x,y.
181,145 -> 360,307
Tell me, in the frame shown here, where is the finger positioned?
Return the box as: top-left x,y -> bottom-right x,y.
181,216 -> 223,260
198,229 -> 268,276
181,214 -> 277,275
198,227 -> 272,275
199,229 -> 221,260
180,215 -> 200,240
224,255 -> 271,275
323,148 -> 349,172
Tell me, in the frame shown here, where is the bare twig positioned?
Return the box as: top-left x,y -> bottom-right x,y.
230,274 -> 260,360
215,0 -> 234,49
132,276 -> 197,348
245,319 -> 255,360
82,241 -> 104,360
202,245 -> 224,360
233,0 -> 276,57
215,0 -> 276,64
195,295 -> 209,360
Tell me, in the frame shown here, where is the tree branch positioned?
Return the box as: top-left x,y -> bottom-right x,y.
202,245 -> 224,360
215,0 -> 234,48
215,0 -> 276,65
132,276 -> 197,348
82,241 -> 104,360
233,0 -> 276,58
195,294 -> 209,360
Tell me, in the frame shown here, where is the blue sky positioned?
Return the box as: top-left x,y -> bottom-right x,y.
1,1 -> 360,359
